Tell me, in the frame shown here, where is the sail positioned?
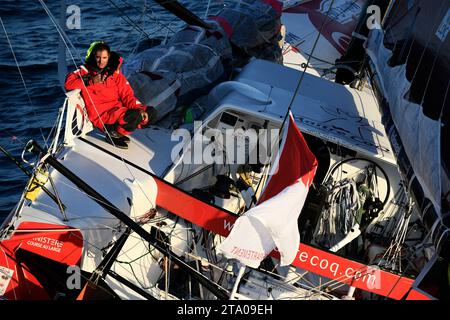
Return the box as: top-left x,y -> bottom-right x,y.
217,112 -> 317,267
365,0 -> 450,255
282,0 -> 369,74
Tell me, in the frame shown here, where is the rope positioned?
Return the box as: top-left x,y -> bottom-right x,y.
0,17 -> 50,150
284,0 -> 337,114
281,0 -> 361,57
106,0 -> 153,40
253,0 -> 342,200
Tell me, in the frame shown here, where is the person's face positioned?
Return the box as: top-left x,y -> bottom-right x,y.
95,49 -> 109,69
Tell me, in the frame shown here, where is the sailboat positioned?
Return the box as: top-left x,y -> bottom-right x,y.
0,0 -> 448,300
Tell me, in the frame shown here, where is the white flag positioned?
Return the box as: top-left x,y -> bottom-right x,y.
218,112 -> 317,267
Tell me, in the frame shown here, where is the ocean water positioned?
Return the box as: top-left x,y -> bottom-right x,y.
0,0 -> 223,221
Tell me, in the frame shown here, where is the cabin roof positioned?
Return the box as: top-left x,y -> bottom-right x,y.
225,59 -> 396,164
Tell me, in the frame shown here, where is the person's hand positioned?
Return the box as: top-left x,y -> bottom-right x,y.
92,73 -> 106,84
141,111 -> 149,123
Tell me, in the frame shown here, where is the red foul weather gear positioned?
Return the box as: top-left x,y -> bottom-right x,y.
65,54 -> 148,135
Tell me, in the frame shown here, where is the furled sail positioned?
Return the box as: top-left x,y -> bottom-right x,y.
365,0 -> 450,256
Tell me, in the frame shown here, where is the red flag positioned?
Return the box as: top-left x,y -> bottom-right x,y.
218,112 -> 318,267
259,111 -> 317,203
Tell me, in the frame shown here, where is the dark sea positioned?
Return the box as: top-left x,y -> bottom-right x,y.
0,0 -> 223,222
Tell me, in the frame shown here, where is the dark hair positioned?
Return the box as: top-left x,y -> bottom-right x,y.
86,42 -> 111,68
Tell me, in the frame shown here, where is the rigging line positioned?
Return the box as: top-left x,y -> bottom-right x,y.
27,197 -> 118,225
283,46 -> 337,66
0,16 -> 50,150
43,162 -> 67,220
324,230 -> 419,295
30,176 -> 163,239
282,0 -> 361,51
150,15 -> 179,39
400,14 -> 421,69
285,0 -> 337,114
106,0 -> 153,40
11,199 -> 119,230
381,257 -> 415,300
204,0 -> 213,19
0,143 -> 66,211
90,227 -> 131,286
142,239 -> 231,286
32,175 -> 141,219
44,112 -> 61,150
18,203 -> 148,253
0,129 -> 29,147
120,0 -> 178,34
380,0 -> 395,28
115,245 -> 156,265
25,200 -> 167,255
384,0 -> 425,31
420,33 -> 447,106
37,0 -> 83,64
128,8 -> 148,57
408,0 -> 447,88
145,1 -> 188,36
393,5 -> 421,66
242,268 -> 320,296
29,191 -> 183,252
113,257 -> 161,291
258,267 -> 318,288
117,8 -> 146,52
316,264 -> 381,293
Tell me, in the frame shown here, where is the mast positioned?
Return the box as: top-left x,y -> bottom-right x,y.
335,0 -> 391,85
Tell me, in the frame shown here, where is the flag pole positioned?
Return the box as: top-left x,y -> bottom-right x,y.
251,0 -> 337,207
229,263 -> 246,300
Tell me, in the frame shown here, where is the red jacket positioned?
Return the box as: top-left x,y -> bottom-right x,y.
65,57 -> 147,130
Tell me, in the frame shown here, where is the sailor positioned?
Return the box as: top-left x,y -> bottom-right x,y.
65,41 -> 157,149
